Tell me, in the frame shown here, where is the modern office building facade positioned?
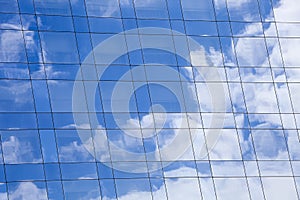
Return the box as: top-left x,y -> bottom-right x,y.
0,0 -> 300,199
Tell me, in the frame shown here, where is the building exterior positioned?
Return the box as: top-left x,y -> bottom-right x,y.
0,0 -> 300,199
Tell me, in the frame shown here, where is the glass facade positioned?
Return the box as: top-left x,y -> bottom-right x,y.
0,0 -> 300,199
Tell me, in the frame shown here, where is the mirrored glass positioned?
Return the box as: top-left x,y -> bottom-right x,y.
40,130 -> 58,162
280,38 -> 300,67
0,14 -> 21,30
47,181 -> 64,199
34,0 -> 71,15
0,113 -> 37,129
211,161 -> 245,177
243,83 -> 279,113
247,177 -> 265,200
6,164 -> 44,181
61,163 -> 98,180
165,178 -> 202,200
56,130 -> 95,162
181,0 -> 215,20
231,22 -> 263,37
262,177 -> 298,200
37,15 -> 73,32
1,130 -> 42,164
40,32 -> 79,64
258,161 -> 292,176
45,163 -> 61,180
207,129 -> 242,160
252,130 -> 289,160
234,38 -> 268,67
185,21 -> 218,36
85,0 -> 121,17
0,63 -> 29,79
0,0 -> 18,13
134,0 -> 168,19
288,83 -> 300,113
0,30 -> 27,62
214,178 -> 250,200
227,0 -> 261,22
7,182 -> 47,199
63,180 -> 101,199
89,17 -> 123,33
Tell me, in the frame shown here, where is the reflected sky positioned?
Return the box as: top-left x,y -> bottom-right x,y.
0,0 -> 300,199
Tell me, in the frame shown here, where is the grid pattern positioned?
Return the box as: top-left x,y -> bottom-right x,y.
0,0 -> 300,199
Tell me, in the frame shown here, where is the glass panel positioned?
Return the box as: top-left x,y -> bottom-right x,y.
1,130 -> 42,164
207,129 -> 242,160
56,130 -> 95,162
0,113 -> 37,129
40,32 -> 79,64
61,163 -> 98,180
115,178 -> 152,199
0,0 -> 18,13
227,0 -> 261,22
247,178 -> 265,200
7,182 -> 47,199
234,38 -> 268,67
45,164 -> 61,180
0,30 -> 26,62
231,22 -> 264,37
289,83 -> 300,113
6,164 -> 44,181
47,181 -> 64,199
181,0 -> 215,20
280,38 -> 300,67
0,80 -> 34,112
262,177 -> 299,200
252,130 -> 289,160
165,178 -> 202,200
200,178 -> 216,199
258,161 -> 293,176
185,21 -> 218,36
211,161 -> 245,177
89,17 -> 123,33
134,0 -> 168,19
214,178 -> 250,200
34,0 -> 71,15
85,0 -> 120,17
0,63 -> 29,79
40,130 -> 58,162
243,83 -> 279,113
63,180 -> 101,199
37,15 -> 73,32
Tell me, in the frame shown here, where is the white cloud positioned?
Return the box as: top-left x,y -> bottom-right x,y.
0,80 -> 32,106
214,0 -> 250,10
0,30 -> 24,62
2,135 -> 42,164
97,160 -> 299,199
262,177 -> 299,200
8,182 -> 47,200
0,15 -> 35,63
59,140 -> 94,162
273,0 -> 300,22
252,130 -> 289,160
208,129 -> 242,160
243,83 -> 278,113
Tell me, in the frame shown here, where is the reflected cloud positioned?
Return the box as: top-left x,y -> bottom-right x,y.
214,0 -> 250,10
8,182 -> 47,200
0,80 -> 33,111
0,30 -> 25,62
2,133 -> 42,164
59,137 -> 95,162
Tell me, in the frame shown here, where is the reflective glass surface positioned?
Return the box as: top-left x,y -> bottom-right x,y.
0,0 -> 300,199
